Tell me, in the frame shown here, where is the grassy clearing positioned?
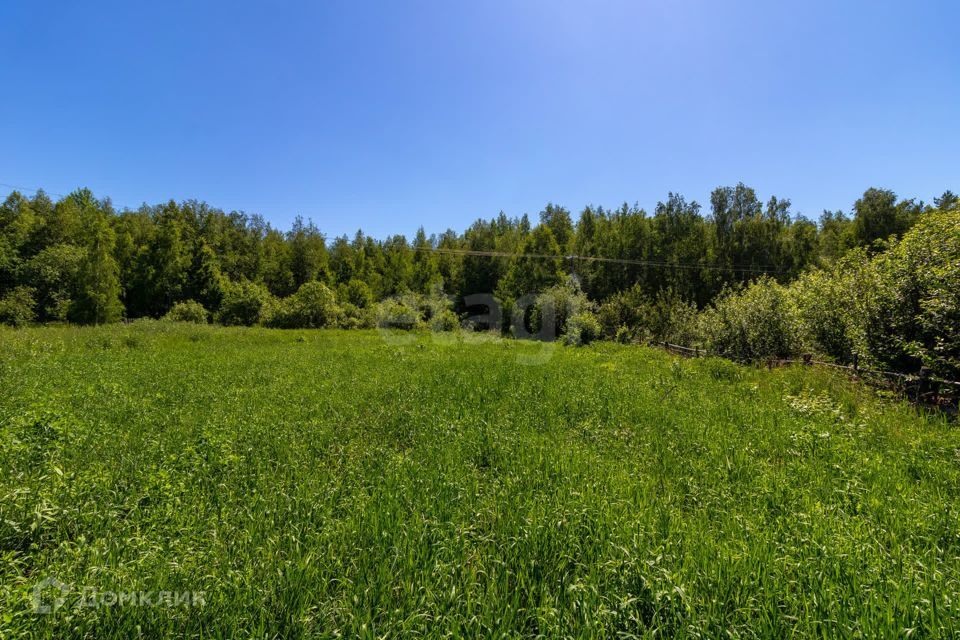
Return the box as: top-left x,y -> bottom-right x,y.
1,322 -> 959,638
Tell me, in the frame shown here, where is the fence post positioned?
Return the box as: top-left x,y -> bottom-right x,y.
917,366 -> 933,403
802,353 -> 812,366
852,354 -> 859,376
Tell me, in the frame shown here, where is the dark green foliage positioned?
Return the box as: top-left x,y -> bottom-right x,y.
215,279 -> 274,326
266,281 -> 340,329
693,209 -> 960,378
851,187 -> 921,250
529,276 -> 594,340
339,278 -> 374,309
411,227 -> 442,293
497,224 -> 565,302
0,181 -> 950,376
539,203 -> 575,252
288,216 -> 331,290
22,243 -> 85,320
68,203 -> 123,325
818,209 -> 853,262
163,300 -> 209,323
0,286 -> 37,327
374,294 -> 423,330
185,241 -> 227,312
699,277 -> 801,361
598,285 -> 699,345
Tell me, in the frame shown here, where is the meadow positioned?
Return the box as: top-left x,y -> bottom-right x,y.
1,322 -> 959,638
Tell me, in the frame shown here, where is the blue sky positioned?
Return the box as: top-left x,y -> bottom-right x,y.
1,1 -> 957,239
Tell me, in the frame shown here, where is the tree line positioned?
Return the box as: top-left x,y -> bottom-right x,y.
0,183 -> 954,330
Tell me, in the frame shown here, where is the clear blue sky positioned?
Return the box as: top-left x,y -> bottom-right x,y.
1,1 -> 957,239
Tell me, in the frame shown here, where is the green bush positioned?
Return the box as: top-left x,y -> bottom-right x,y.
528,277 -> 593,340
614,325 -> 634,344
423,290 -> 460,332
0,286 -> 37,327
429,308 -> 461,332
904,211 -> 960,378
338,302 -> 375,330
789,262 -> 858,363
339,278 -> 375,309
597,284 -> 647,339
162,300 -> 209,324
375,294 -> 424,331
372,290 -> 460,332
562,311 -> 601,346
692,208 -> 960,378
215,280 -> 274,326
597,285 -> 699,345
846,209 -> 960,378
699,277 -> 801,362
22,243 -> 85,321
267,281 -> 341,329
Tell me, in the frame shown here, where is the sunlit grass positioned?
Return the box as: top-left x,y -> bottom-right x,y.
1,322 -> 958,638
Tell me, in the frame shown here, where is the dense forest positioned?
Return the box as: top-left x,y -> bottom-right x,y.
1,184 -> 957,377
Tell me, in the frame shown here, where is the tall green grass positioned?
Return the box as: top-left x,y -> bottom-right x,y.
1,322 -> 958,638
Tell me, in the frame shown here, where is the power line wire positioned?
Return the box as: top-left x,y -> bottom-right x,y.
418,246 -> 785,275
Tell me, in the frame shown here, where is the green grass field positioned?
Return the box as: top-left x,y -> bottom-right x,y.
2,323 -> 959,638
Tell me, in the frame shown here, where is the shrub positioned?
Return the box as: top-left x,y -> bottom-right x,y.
789,259 -> 859,363
163,300 -> 209,324
700,208 -> 960,378
22,243 -> 85,321
268,281 -> 341,329
699,277 -> 801,362
597,284 -> 647,339
340,279 -> 375,309
215,280 -> 274,326
429,308 -> 461,332
528,276 -> 593,340
614,325 -> 634,344
375,294 -> 424,331
597,285 -> 699,345
904,211 -> 960,378
422,290 -> 460,332
845,209 -> 960,378
0,286 -> 37,327
646,290 -> 701,346
338,302 -> 375,329
373,290 -> 460,333
562,311 -> 602,346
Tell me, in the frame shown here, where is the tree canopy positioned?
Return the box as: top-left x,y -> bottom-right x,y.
0,185 -> 950,327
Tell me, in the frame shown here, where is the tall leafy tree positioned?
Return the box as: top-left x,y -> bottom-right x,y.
288,216 -> 330,288
851,188 -> 919,249
540,203 -> 574,253
651,193 -> 708,303
411,227 -> 441,293
497,224 -> 564,300
186,240 -> 227,311
70,199 -> 123,324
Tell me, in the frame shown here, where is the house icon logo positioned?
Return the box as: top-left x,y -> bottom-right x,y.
31,577 -> 70,614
